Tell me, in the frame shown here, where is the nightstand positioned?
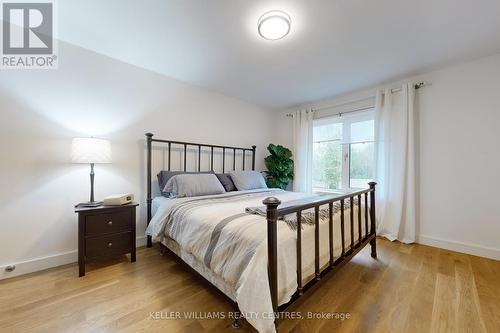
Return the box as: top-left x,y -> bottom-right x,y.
75,203 -> 138,277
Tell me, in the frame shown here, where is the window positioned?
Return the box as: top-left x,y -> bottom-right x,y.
313,109 -> 375,191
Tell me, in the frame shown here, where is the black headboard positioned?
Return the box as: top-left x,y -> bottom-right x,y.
145,133 -> 256,247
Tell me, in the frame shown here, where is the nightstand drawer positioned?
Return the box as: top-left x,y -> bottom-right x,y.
86,232 -> 131,259
85,210 -> 131,236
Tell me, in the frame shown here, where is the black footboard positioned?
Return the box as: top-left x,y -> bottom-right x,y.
263,182 -> 377,317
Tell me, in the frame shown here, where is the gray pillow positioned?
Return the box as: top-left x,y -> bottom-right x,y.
157,171 -> 213,196
163,174 -> 226,198
216,173 -> 236,192
229,171 -> 268,191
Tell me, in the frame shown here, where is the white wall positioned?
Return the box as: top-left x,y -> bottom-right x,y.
0,42 -> 281,278
281,53 -> 500,260
416,54 -> 500,259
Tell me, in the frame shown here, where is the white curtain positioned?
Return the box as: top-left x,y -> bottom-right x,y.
292,109 -> 314,193
374,83 -> 416,243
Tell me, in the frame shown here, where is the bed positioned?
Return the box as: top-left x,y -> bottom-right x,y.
144,133 -> 377,333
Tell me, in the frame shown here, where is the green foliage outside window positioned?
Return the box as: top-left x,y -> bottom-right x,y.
313,141 -> 342,189
349,143 -> 374,184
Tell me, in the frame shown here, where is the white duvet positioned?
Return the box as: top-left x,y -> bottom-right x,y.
146,189 -> 366,333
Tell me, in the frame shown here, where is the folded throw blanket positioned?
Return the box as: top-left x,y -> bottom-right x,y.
246,196 -> 359,230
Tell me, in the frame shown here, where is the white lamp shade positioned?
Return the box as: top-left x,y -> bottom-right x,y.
72,138 -> 112,164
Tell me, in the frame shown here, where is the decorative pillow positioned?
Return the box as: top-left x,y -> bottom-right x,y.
215,173 -> 236,192
157,171 -> 213,196
163,174 -> 226,198
229,171 -> 268,191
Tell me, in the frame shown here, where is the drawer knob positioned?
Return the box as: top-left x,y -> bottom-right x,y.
107,221 -> 113,226
108,242 -> 113,247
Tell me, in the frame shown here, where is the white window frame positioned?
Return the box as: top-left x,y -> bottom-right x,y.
313,109 -> 375,192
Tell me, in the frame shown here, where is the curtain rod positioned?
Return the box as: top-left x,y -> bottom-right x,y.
314,105 -> 375,119
286,81 -> 429,118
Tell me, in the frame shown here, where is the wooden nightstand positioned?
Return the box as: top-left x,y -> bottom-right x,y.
75,203 -> 138,277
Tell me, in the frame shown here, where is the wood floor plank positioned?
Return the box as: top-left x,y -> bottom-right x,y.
430,272 -> 457,333
0,240 -> 499,333
402,245 -> 437,333
469,256 -> 500,333
452,252 -> 487,333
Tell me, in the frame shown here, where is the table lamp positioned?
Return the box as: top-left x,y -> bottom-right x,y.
72,137 -> 112,207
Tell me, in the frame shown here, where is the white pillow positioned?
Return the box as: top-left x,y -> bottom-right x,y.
163,174 -> 225,198
229,171 -> 268,191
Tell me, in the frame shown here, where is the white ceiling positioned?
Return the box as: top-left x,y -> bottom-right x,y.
59,0 -> 500,109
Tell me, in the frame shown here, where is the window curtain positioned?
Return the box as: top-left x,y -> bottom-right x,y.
374,83 -> 416,243
292,109 -> 313,193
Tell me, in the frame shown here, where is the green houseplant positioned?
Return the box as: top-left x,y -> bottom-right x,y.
264,144 -> 294,189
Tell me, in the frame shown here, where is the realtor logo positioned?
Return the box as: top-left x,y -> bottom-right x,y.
1,0 -> 57,69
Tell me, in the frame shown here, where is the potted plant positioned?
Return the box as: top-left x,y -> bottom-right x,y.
264,144 -> 294,189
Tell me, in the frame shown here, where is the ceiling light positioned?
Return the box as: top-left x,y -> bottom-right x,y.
258,10 -> 291,40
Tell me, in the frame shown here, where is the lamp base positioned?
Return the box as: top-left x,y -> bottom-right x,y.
75,201 -> 103,208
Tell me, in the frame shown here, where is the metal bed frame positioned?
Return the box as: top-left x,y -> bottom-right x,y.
145,133 -> 377,329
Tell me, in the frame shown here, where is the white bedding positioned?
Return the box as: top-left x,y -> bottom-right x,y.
146,189 -> 367,333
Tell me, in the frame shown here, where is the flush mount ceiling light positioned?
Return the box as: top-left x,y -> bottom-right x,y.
258,10 -> 291,40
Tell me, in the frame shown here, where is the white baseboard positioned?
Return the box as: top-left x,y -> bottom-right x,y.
136,235 -> 147,247
417,235 -> 500,261
0,236 -> 148,280
0,250 -> 78,280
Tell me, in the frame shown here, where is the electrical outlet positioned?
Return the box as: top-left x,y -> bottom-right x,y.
5,265 -> 16,272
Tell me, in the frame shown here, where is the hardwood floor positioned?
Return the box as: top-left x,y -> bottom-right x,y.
1,238 -> 499,333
